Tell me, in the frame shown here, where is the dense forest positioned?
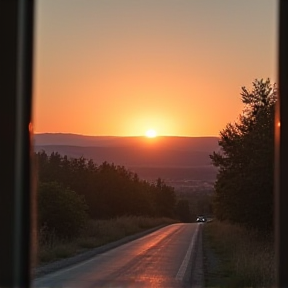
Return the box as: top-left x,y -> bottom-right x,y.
36,152 -> 191,238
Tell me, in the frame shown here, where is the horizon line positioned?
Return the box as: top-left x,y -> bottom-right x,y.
34,132 -> 220,138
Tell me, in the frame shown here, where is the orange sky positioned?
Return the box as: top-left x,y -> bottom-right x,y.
33,0 -> 278,137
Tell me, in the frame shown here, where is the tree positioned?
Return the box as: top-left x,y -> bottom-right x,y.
154,178 -> 176,218
210,79 -> 276,232
38,181 -> 88,238
175,199 -> 191,223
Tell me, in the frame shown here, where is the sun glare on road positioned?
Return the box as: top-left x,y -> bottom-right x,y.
145,129 -> 157,138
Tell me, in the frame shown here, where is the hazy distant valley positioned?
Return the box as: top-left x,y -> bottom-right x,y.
34,133 -> 219,193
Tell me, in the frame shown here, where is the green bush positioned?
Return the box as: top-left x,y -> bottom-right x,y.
38,181 -> 88,239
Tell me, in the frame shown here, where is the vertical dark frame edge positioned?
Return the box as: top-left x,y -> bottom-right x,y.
275,0 -> 288,287
14,0 -> 35,286
0,0 -> 35,287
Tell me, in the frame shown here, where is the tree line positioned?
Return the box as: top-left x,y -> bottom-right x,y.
210,78 -> 276,232
36,152 -> 191,237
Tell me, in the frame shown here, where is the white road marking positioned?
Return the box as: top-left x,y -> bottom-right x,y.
175,224 -> 200,281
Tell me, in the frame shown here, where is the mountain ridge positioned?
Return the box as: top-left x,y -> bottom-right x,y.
34,133 -> 219,152
33,133 -> 219,182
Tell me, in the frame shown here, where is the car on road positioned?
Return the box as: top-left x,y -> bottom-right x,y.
196,216 -> 207,222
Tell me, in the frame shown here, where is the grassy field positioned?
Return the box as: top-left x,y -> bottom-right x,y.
202,220 -> 275,288
37,216 -> 178,265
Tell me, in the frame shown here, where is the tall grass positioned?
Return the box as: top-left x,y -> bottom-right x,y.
203,220 -> 275,288
38,216 -> 178,265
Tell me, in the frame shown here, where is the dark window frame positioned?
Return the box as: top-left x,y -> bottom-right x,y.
0,0 -> 287,287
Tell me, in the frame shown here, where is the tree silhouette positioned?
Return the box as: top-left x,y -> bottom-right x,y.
35,153 -> 177,220
38,181 -> 88,238
210,79 -> 276,232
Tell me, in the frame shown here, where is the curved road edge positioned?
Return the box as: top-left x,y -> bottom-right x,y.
33,224 -> 169,278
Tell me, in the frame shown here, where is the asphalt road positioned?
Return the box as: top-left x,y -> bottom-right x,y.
33,223 -> 203,288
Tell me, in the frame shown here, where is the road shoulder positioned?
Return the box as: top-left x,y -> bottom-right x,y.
33,224 -> 167,279
189,223 -> 204,288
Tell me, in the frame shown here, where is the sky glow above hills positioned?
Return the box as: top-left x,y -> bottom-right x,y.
33,0 -> 277,137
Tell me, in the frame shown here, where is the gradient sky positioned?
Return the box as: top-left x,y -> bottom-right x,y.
33,0 -> 278,137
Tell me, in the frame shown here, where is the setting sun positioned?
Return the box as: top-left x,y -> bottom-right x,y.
145,129 -> 157,138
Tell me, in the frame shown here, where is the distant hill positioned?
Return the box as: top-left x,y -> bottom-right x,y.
33,133 -> 220,182
34,133 -> 219,151
34,133 -> 219,167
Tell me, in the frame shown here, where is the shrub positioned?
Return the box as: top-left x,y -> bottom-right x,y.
38,181 -> 88,239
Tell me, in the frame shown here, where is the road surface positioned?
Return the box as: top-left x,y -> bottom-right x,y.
33,223 -> 203,288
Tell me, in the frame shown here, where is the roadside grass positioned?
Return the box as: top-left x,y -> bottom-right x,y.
203,220 -> 275,288
38,216 -> 178,265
